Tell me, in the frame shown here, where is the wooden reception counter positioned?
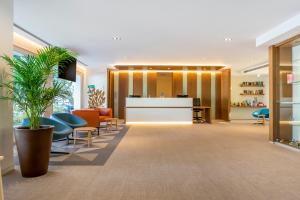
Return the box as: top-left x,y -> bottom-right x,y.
125,98 -> 193,125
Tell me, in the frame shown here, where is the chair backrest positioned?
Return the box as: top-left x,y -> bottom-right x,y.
51,112 -> 87,125
259,108 -> 269,117
72,109 -> 101,127
22,117 -> 72,132
95,108 -> 112,118
193,98 -> 201,106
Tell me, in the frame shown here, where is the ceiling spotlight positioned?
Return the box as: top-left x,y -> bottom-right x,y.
168,67 -> 171,70
113,36 -> 122,41
224,38 -> 232,42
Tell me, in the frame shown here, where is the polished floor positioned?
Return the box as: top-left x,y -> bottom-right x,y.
3,121 -> 300,200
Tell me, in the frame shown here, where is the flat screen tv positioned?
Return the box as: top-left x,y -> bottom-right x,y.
58,57 -> 77,82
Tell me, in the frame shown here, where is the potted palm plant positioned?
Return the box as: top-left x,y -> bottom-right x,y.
0,46 -> 75,177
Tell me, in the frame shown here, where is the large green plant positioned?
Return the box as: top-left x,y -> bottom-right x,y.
0,46 -> 75,129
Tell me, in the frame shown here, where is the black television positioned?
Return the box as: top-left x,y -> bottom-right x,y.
58,57 -> 77,82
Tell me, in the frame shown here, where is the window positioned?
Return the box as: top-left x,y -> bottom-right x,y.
13,51 -> 26,125
12,50 -> 83,125
53,73 -> 82,113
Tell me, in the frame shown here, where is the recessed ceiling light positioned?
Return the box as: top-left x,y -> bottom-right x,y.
224,38 -> 232,42
113,36 -> 122,41
168,67 -> 171,70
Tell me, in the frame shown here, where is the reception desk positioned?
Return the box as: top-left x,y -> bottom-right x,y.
126,98 -> 193,125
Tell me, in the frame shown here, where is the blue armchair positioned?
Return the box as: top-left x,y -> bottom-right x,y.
22,117 -> 73,142
22,117 -> 74,154
51,112 -> 87,129
252,108 -> 269,124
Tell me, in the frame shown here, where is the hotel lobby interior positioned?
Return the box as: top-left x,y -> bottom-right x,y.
1,0 -> 300,200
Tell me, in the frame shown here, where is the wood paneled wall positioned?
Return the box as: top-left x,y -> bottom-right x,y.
172,72 -> 183,97
147,72 -> 157,97
201,73 -> 211,106
107,68 -> 231,121
133,72 -> 143,96
118,72 -> 128,119
187,72 -> 197,98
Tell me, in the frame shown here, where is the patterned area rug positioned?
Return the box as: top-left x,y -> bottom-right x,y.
48,125 -> 128,166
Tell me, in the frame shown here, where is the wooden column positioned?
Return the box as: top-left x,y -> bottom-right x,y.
133,72 -> 143,96
215,72 -> 222,119
107,69 -> 114,114
172,72 -> 183,97
220,69 -> 231,121
147,72 -> 157,97
201,73 -> 211,106
118,72 -> 128,119
269,46 -> 280,142
187,72 -> 197,98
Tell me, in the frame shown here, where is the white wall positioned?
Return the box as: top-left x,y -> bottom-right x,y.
84,69 -> 107,108
231,74 -> 269,120
0,0 -> 14,174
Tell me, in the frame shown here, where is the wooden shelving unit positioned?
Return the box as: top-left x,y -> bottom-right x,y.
231,106 -> 266,108
232,81 -> 266,108
240,85 -> 264,88
240,94 -> 265,96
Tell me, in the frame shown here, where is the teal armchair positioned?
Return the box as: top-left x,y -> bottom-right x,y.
22,117 -> 73,142
51,112 -> 87,129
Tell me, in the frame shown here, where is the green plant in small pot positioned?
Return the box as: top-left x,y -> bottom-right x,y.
0,46 -> 75,177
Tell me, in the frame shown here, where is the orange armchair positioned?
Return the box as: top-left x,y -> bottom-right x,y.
72,109 -> 101,129
95,108 -> 113,121
71,108 -> 113,134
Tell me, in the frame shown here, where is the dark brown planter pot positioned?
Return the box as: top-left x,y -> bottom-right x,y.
14,125 -> 54,178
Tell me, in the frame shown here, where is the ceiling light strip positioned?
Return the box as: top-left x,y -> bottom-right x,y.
126,121 -> 193,125
113,70 -> 222,73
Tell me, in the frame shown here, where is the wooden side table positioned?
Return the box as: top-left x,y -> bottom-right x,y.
73,127 -> 97,147
0,156 -> 4,200
105,118 -> 118,130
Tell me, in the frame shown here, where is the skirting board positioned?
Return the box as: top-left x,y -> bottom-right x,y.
273,142 -> 300,154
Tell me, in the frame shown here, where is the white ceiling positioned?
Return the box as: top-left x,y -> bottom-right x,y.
14,0 -> 300,72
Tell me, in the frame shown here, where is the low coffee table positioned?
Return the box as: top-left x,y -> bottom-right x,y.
73,127 -> 97,147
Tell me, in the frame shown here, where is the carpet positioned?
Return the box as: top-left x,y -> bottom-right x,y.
13,125 -> 129,166
49,125 -> 128,166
